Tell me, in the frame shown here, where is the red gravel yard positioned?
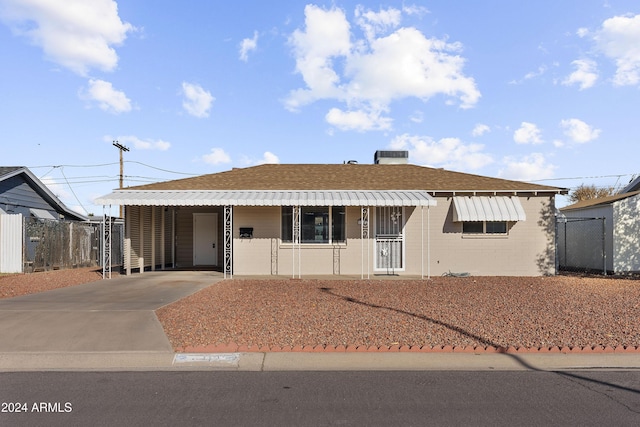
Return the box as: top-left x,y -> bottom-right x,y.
0,267 -> 111,299
156,276 -> 640,351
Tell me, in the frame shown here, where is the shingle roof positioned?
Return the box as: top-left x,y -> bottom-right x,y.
125,164 -> 566,193
560,190 -> 640,211
0,166 -> 24,178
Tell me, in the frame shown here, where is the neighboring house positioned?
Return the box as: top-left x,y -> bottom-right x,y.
96,151 -> 567,277
560,190 -> 640,274
0,166 -> 87,221
620,175 -> 640,193
0,166 -> 88,273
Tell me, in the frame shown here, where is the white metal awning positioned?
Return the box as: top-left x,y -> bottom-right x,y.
452,196 -> 526,222
95,190 -> 437,207
29,208 -> 57,220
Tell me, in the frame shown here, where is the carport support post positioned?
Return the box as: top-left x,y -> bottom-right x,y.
224,205 -> 233,279
292,206 -> 301,279
361,206 -> 369,279
602,217 -> 606,276
102,204 -> 112,280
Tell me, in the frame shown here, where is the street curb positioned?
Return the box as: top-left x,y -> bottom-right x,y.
1,351 -> 640,372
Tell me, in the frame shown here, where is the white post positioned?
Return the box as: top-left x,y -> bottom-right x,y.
428,205 -> 431,279
292,206 -> 301,278
360,206 -> 370,280
139,206 -> 144,274
171,208 -> 176,268
151,206 -> 156,271
161,207 -> 165,270
421,206 -> 424,279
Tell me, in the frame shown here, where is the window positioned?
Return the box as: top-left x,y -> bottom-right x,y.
462,221 -> 507,234
281,206 -> 346,244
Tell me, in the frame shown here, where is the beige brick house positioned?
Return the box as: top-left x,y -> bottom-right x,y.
96,152 -> 567,277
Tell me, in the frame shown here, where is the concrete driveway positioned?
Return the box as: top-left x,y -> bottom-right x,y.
0,271 -> 223,352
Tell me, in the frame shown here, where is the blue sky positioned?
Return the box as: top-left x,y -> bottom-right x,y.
1,0 -> 639,215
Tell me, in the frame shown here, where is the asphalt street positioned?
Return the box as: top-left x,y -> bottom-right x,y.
1,370 -> 639,426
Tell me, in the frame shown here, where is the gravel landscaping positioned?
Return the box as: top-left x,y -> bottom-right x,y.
2,269 -> 639,351
156,275 -> 640,351
0,267 -> 112,299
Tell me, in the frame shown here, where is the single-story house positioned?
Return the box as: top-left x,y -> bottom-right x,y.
560,190 -> 640,274
96,151 -> 567,277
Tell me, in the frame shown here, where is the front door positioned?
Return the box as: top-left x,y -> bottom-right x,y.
193,213 -> 217,266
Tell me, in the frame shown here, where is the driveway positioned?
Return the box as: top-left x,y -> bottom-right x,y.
0,271 -> 222,352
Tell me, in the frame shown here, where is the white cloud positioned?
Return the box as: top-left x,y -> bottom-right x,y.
594,13 -> 640,86
286,4 -> 351,112
409,111 -> 423,123
471,123 -> 490,137
202,148 -> 231,165
562,59 -> 598,90
524,65 -> 547,80
560,118 -> 601,143
355,5 -> 402,41
402,4 -> 430,17
499,153 -> 556,181
240,151 -> 281,166
0,0 -> 134,76
285,5 -> 480,131
257,151 -> 279,164
577,27 -> 589,38
239,31 -> 258,62
181,82 -> 214,118
514,122 -> 543,144
390,133 -> 493,171
509,64 -> 555,85
325,107 -> 392,132
82,79 -> 131,113
112,135 -> 170,151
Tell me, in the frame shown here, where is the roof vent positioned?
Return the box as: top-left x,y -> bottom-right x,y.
374,150 -> 408,164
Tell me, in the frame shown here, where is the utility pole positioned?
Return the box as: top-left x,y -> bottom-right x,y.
113,141 -> 130,218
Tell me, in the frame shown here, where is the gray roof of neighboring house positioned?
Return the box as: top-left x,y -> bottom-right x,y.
620,175 -> 640,194
0,166 -> 88,221
560,190 -> 640,211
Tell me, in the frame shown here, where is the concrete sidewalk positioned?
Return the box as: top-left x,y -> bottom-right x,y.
1,351 -> 640,372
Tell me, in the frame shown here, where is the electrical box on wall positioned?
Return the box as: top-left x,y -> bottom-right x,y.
239,227 -> 253,238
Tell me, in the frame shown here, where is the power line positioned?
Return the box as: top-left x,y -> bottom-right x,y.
59,167 -> 88,214
125,161 -> 199,176
531,173 -> 636,182
29,161 -> 198,176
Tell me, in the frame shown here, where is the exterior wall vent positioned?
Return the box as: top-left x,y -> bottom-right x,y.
374,150 -> 409,164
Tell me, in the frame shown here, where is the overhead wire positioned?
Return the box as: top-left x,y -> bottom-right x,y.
59,166 -> 88,214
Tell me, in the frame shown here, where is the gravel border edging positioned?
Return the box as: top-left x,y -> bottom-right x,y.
176,344 -> 640,354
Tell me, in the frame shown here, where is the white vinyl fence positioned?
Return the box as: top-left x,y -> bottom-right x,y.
0,214 -> 23,273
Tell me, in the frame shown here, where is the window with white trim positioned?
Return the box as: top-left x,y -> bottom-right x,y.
281,206 -> 346,244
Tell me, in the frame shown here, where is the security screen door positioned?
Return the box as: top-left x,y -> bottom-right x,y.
375,207 -> 404,272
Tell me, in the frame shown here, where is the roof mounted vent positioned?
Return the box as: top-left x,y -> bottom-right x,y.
374,150 -> 408,164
